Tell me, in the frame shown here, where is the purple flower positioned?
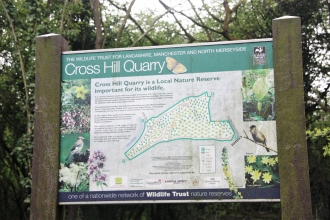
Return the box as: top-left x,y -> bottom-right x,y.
88,164 -> 98,175
87,150 -> 107,186
97,173 -> 107,181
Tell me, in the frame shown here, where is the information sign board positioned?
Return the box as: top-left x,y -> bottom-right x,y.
59,39 -> 279,204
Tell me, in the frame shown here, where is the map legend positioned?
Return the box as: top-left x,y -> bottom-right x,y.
199,146 -> 216,173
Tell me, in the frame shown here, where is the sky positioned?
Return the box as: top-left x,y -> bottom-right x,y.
111,0 -> 208,18
126,0 -> 196,13
105,0 -> 214,30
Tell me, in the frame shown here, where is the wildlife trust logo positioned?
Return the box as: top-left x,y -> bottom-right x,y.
253,46 -> 266,65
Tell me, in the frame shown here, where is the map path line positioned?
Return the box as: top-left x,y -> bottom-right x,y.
125,92 -> 237,160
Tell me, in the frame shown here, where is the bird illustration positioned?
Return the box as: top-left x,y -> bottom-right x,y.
249,125 -> 269,152
65,136 -> 85,161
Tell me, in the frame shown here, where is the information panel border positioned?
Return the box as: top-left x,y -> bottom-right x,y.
59,39 -> 279,204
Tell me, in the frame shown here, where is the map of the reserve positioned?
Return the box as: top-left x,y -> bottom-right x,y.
125,92 -> 236,160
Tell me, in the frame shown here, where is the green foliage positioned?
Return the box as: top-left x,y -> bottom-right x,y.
307,123 -> 330,219
307,127 -> 330,157
59,163 -> 89,192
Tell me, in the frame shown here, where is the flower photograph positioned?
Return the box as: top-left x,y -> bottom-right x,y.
58,134 -> 91,192
242,69 -> 275,121
61,79 -> 91,134
245,155 -> 279,188
88,150 -> 108,190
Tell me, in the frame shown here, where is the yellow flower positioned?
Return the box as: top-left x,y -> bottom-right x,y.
247,155 -> 256,164
275,156 -> 278,162
251,170 -> 261,183
261,156 -> 269,164
245,165 -> 253,174
75,85 -> 88,99
262,172 -> 272,184
269,157 -> 276,166
223,168 -> 229,176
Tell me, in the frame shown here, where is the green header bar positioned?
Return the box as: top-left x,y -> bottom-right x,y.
62,40 -> 273,80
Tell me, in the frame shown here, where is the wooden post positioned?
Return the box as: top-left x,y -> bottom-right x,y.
30,34 -> 68,220
272,16 -> 313,219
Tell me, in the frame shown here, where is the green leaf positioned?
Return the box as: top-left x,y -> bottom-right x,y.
257,101 -> 262,111
253,78 -> 268,101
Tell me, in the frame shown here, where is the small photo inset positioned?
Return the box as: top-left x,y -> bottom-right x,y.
59,134 -> 90,192
242,69 -> 275,121
60,79 -> 91,134
245,155 -> 279,188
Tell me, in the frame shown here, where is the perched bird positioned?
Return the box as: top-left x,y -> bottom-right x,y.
66,136 -> 85,161
249,125 -> 269,152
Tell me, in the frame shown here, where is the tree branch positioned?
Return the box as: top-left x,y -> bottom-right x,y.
306,95 -> 330,113
222,0 -> 237,40
59,0 -> 68,35
231,0 -> 243,13
175,9 -> 224,35
101,8 -> 107,49
116,0 -> 136,48
128,15 -> 160,45
159,0 -> 195,43
243,130 -> 277,153
131,8 -> 171,47
189,0 -> 212,41
109,0 -> 159,45
201,0 -> 225,23
92,0 -> 103,49
0,0 -> 31,134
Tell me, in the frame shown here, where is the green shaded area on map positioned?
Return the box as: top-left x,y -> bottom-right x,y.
125,92 -> 236,160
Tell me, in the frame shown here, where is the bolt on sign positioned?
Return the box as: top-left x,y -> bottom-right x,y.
58,39 -> 279,204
